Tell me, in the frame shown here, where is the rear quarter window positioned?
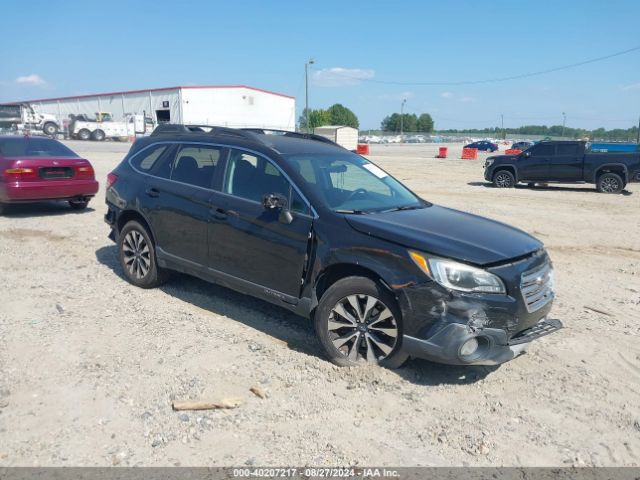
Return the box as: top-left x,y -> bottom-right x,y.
131,144 -> 169,171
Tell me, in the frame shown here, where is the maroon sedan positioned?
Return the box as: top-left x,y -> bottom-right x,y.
0,136 -> 99,214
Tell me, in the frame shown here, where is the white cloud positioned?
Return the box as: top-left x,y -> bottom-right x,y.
15,74 -> 47,87
312,67 -> 375,87
621,82 -> 640,91
440,91 -> 454,98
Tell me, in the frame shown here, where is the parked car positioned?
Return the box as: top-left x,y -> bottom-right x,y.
0,136 -> 99,213
464,140 -> 498,152
484,140 -> 640,193
511,141 -> 534,151
105,125 -> 561,368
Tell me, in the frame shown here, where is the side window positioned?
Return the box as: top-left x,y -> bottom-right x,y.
557,144 -> 578,156
132,144 -> 168,171
531,145 -> 554,156
170,145 -> 222,188
224,149 -> 310,215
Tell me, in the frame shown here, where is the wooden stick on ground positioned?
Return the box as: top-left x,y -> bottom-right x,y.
172,399 -> 242,411
583,305 -> 613,317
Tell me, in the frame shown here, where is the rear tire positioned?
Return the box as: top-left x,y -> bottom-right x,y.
493,170 -> 515,188
314,276 -> 408,368
596,172 -> 624,193
69,199 -> 89,210
78,129 -> 91,141
92,129 -> 105,141
118,220 -> 169,288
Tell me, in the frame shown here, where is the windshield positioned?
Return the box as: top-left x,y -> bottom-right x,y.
283,152 -> 423,213
0,137 -> 79,157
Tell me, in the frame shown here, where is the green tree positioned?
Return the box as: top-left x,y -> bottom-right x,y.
298,108 -> 331,130
416,113 -> 434,133
327,103 -> 359,128
380,113 -> 419,132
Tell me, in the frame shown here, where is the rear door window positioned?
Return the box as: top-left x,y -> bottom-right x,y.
557,144 -> 579,156
531,145 -> 555,156
169,145 -> 222,189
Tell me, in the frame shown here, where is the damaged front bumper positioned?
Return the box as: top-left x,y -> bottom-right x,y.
395,249 -> 562,365
402,318 -> 563,365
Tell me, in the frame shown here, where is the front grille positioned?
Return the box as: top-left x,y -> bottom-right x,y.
520,262 -> 555,313
39,167 -> 73,180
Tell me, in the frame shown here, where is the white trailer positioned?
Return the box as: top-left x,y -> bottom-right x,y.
314,126 -> 359,150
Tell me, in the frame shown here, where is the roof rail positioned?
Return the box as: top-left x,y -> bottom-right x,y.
149,124 -> 343,150
150,124 -> 261,143
241,128 -> 342,147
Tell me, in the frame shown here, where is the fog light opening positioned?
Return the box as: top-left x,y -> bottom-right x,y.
458,336 -> 490,361
460,338 -> 479,357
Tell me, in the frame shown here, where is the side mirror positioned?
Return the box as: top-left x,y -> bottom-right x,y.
523,151 -> 531,158
262,193 -> 293,224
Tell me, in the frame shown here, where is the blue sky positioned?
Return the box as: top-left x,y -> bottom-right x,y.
1,0 -> 639,130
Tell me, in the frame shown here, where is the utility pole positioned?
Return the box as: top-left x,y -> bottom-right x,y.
501,113 -> 504,140
561,112 -> 566,138
304,58 -> 315,133
400,98 -> 407,137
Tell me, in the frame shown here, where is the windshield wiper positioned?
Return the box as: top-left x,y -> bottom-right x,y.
335,209 -> 369,214
380,204 -> 424,213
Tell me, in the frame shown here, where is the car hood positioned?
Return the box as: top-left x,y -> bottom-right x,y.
345,204 -> 542,266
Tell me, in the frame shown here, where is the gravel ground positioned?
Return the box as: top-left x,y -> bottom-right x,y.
0,140 -> 639,467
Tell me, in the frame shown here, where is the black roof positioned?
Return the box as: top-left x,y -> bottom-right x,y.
148,125 -> 347,155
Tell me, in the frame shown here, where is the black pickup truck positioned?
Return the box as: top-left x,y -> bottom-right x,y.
483,141 -> 640,193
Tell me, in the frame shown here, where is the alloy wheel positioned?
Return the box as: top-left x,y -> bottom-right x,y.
600,177 -> 619,193
328,294 -> 398,363
122,230 -> 150,279
495,173 -> 512,187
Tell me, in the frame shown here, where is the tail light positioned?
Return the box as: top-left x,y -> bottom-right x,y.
4,167 -> 37,181
75,163 -> 95,179
107,172 -> 118,188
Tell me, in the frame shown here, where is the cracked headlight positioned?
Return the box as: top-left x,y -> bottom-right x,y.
409,251 -> 506,294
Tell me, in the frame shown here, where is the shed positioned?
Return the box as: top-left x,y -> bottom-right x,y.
313,126 -> 359,150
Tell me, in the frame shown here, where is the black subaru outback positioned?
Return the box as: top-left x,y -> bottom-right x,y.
105,125 -> 561,368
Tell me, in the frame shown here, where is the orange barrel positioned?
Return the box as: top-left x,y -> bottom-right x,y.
438,146 -> 448,158
461,148 -> 478,160
357,144 -> 370,155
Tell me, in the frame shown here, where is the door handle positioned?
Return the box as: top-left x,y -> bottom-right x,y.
211,207 -> 228,220
145,187 -> 159,198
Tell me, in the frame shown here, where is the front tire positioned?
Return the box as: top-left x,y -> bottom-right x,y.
493,170 -> 515,188
43,122 -> 58,136
118,220 -> 168,288
314,276 -> 408,368
596,172 -> 624,193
